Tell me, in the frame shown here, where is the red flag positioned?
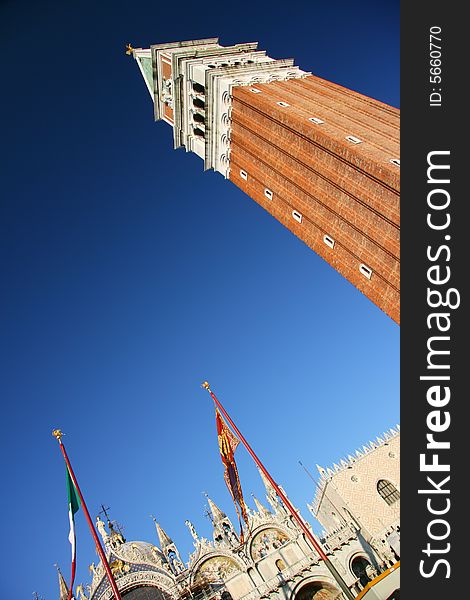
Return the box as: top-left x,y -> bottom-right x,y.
215,408 -> 249,538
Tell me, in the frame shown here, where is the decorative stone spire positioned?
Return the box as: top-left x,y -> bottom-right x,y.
205,495 -> 238,547
185,519 -> 199,543
153,519 -> 173,550
152,518 -> 185,575
257,467 -> 284,512
252,495 -> 271,518
55,564 -> 69,600
205,496 -> 227,525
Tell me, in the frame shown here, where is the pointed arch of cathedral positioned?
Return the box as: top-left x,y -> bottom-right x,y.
247,524 -> 291,562
290,576 -> 342,600
189,550 -> 246,587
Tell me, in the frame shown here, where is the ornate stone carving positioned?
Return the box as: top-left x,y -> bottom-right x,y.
109,559 -> 130,577
96,517 -> 108,543
185,520 -> 199,542
76,584 -> 89,600
161,79 -> 173,107
96,570 -> 178,600
110,540 -> 166,568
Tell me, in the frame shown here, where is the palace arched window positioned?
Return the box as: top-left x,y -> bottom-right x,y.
377,480 -> 400,506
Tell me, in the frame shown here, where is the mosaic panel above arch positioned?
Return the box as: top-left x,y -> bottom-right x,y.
194,556 -> 242,584
250,527 -> 289,561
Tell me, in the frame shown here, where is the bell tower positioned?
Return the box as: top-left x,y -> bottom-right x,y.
128,38 -> 400,323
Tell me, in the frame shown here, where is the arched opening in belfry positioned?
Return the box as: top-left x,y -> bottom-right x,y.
192,82 -> 205,94
122,586 -> 173,600
192,112 -> 205,124
193,127 -> 205,138
193,97 -> 205,110
294,581 -> 341,600
222,522 -> 232,534
351,555 -> 373,587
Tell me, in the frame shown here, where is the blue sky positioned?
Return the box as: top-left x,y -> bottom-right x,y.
0,1 -> 399,598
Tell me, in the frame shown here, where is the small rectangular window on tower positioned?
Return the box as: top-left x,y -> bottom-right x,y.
323,234 -> 335,249
346,135 -> 362,144
240,169 -> 248,181
277,101 -> 290,107
292,210 -> 303,223
390,159 -> 400,167
359,264 -> 373,280
309,117 -> 324,125
264,188 -> 273,200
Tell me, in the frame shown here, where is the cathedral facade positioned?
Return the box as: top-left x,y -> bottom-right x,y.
128,38 -> 400,323
58,430 -> 400,600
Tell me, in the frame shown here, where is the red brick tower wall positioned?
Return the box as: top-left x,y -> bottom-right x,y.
229,75 -> 400,324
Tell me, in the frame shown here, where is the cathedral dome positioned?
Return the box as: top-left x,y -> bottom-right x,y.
109,540 -> 166,565
88,540 -> 177,600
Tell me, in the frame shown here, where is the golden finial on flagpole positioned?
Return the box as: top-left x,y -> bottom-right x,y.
52,429 -> 63,441
125,43 -> 134,56
201,381 -> 211,391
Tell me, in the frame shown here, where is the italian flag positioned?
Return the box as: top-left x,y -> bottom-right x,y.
66,466 -> 81,600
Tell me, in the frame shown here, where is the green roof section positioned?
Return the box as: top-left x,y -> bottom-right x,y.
139,56 -> 153,91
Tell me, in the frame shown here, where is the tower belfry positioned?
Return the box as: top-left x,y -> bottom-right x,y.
129,38 -> 400,323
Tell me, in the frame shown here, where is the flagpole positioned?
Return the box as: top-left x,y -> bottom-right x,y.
201,383 -> 355,600
52,430 -> 123,600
